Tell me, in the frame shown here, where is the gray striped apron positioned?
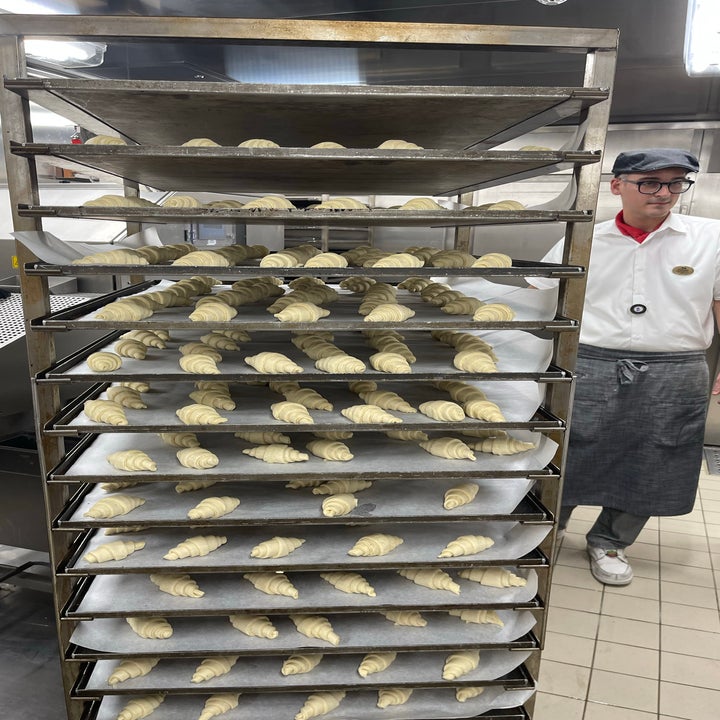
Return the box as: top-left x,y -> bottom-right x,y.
562,344 -> 709,516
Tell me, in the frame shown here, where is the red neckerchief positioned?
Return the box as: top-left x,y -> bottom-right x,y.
614,211 -> 665,244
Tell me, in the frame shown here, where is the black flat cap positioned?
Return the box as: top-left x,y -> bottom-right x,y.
612,148 -> 700,175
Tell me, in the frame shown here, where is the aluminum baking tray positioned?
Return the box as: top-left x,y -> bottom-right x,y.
10,143 -> 600,196
86,685 -> 535,720
69,609 -> 538,656
61,521 -> 552,576
48,431 -> 558,484
4,78 -> 607,150
80,648 -> 534,694
55,475 -> 544,525
64,568 -> 540,620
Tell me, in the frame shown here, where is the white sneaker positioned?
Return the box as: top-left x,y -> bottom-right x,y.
587,545 -> 633,585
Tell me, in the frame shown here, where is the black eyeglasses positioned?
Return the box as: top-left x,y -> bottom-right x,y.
621,178 -> 695,195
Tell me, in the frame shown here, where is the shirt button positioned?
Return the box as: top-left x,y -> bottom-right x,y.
630,304 -> 647,314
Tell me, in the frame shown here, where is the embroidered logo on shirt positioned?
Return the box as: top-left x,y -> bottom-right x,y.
672,265 -> 694,275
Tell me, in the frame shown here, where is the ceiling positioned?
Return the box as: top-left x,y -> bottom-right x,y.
12,0 -> 720,124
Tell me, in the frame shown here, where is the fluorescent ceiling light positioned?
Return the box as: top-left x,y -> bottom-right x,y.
684,0 -> 720,76
0,1 -> 61,12
24,39 -> 106,68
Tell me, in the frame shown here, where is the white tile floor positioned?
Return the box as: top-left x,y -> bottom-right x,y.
534,462 -> 720,720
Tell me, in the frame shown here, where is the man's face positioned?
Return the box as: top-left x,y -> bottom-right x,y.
609,167 -> 688,222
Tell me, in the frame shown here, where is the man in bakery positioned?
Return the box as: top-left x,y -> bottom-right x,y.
530,148 -> 720,585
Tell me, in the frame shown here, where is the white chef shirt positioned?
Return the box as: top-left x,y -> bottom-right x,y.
530,213 -> 720,351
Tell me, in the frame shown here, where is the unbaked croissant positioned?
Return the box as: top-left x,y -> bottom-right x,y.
180,342 -> 223,361
348,533 -> 403,556
304,252 -> 348,268
191,656 -> 239,683
448,608 -> 504,626
271,401 -> 314,424
341,404 -> 402,424
107,658 -> 159,685
456,686 -> 485,702
122,329 -> 166,348
188,389 -> 235,411
348,379 -> 377,393
314,354 -> 367,373
442,650 -> 480,680
283,387 -> 333,411
121,380 -> 151,393
229,613 -> 278,638
453,350 -> 497,373
312,478 -> 372,495
84,399 -> 128,426
442,297 -> 485,315
106,386 -> 147,409
159,431 -> 200,448
179,353 -> 221,375
370,252 -> 424,268
235,430 -> 291,445
244,571 -> 299,598
99,480 -> 141,492
259,251 -> 300,268
443,482 -> 480,509
84,495 -> 145,519
438,534 -> 494,557
294,691 -> 346,720
177,447 -> 220,470
188,302 -> 238,322
107,450 -> 157,472
200,332 -> 240,351
95,299 -> 154,322
365,338 -> 416,363
469,437 -> 536,455
398,568 -> 460,594
380,610 -> 426,627
74,246 -> 147,263
462,399 -> 505,422
116,694 -> 165,720
161,194 -> 202,208
418,400 -> 465,422
398,197 -> 444,210
320,571 -> 376,597
377,139 -> 423,149
85,134 -> 127,145
429,250 -> 476,268
176,403 -> 228,425
290,615 -> 340,646
250,536 -> 305,559
113,338 -> 147,360
199,693 -> 240,720
239,138 -> 280,148
245,352 -> 304,374
103,525 -> 145,535
419,437 -> 476,461
368,352 -> 412,374
172,250 -> 230,267
83,540 -> 145,563
275,302 -> 331,323
182,137 -> 220,146
281,653 -> 323,676
149,573 -> 205,597
363,303 -> 415,323
321,493 -> 358,517
339,276 -> 376,293
174,478 -> 219,493
306,439 -> 353,461
242,444 -> 309,463
385,429 -> 428,442
126,616 -> 173,639
311,197 -> 366,210
359,390 -> 415,413
472,252 -> 512,268
397,276 -> 432,291
377,688 -> 413,708
473,303 -> 516,321
458,567 -> 527,587
163,534 -> 227,559
187,496 -> 239,519
357,651 -> 396,677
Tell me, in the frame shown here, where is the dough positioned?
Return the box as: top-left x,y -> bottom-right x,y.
290,615 -> 340,646
419,282 -> 451,300
368,352 -> 412,374
419,437 -> 476,461
271,401 -> 314,424
363,303 -> 416,322
126,616 -> 173,639
463,399 -> 505,422
106,450 -> 156,472
452,350 -> 497,373
472,302 -> 516,321
245,352 -> 304,374
456,686 -> 485,702
84,495 -> 145,519
347,379 -> 377,393
304,252 -> 348,268
398,568 -> 460,594
175,478 -> 219,493
426,290 -> 465,307
429,250 -> 477,268
314,353 -> 367,373
163,534 -> 227,559
181,137 -> 220,146
121,380 -> 151,393
418,400 -> 465,422
448,608 -> 504,626
359,390 -> 416,413
199,693 -> 240,720
259,251 -> 300,268
321,493 -> 358,517
472,252 -> 512,268
242,444 -> 310,463
311,197 -> 367,210
113,338 -> 147,360
176,404 -> 228,425
161,195 -> 203,208
312,430 -> 353,440
229,613 -> 278,638
469,437 -> 536,455
238,138 -> 280,147
177,447 -> 221,470
83,540 -> 145,563
187,496 -> 239,519
306,439 -> 353,461
442,650 -> 480,680
73,248 -> 148,263
441,297 -> 485,315
149,573 -> 204,597
179,342 -> 223,361
116,694 -> 165,720
99,480 -> 141,492
381,610 -> 426,627
85,134 -> 127,145
312,478 -> 372,495
357,651 -> 396,677
436,380 -> 486,404
159,432 -> 200,448
398,197 -> 444,210
370,252 -> 424,268
244,571 -> 299,599
283,387 -> 333,411
235,430 -> 291,445
188,301 -> 238,322
438,534 -> 494,557
179,353 -> 221,375
377,688 -> 413,708
275,302 -> 331,322
443,482 -> 480,509
286,479 -> 324,489
339,276 -> 376,293
242,194 -> 294,208
294,691 -> 346,720
365,338 -> 416,363
106,386 -> 147,409
487,199 -> 525,210
281,653 -> 323,676
348,533 -> 403,556
250,536 -> 305,559
320,571 -> 376,597
341,404 -> 402,424
188,389 -> 235,411
172,250 -> 230,267
87,352 -> 122,372
386,429 -> 429,442
377,139 -> 423,149
107,658 -> 159,685
191,656 -> 239,683
311,141 -> 345,148
458,567 -> 527,588
200,332 -> 240,351
397,276 -> 433,291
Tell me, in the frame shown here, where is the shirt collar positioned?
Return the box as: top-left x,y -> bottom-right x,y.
612,211 -> 685,243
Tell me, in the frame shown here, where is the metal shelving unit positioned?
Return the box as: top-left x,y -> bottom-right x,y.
0,14 -> 617,720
